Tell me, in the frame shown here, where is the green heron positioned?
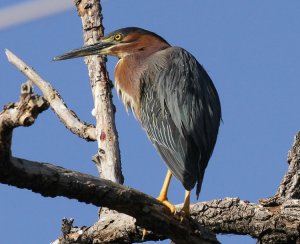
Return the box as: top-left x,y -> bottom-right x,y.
54,27 -> 221,215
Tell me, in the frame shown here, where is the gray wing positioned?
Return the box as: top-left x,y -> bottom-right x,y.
140,47 -> 221,197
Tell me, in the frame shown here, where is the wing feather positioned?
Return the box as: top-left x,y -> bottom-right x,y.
140,47 -> 221,197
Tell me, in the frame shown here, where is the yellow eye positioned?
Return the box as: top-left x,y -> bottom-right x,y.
114,33 -> 122,41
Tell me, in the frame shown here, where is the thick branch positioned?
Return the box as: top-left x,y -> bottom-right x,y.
193,198 -> 300,243
0,155 -> 216,244
5,49 -> 96,142
54,142 -> 300,244
54,198 -> 300,244
75,0 -> 123,183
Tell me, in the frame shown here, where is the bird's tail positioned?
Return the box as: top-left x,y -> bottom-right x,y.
196,162 -> 207,199
196,176 -> 203,199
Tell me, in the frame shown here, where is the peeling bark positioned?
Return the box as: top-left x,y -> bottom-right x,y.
55,198 -> 300,244
75,0 -> 123,184
0,156 -> 216,243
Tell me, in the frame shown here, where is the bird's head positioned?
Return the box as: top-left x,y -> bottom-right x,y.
53,27 -> 170,61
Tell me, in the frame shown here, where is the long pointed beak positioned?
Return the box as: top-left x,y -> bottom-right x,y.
53,41 -> 114,61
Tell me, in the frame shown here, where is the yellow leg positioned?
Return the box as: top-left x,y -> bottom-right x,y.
156,170 -> 176,213
181,190 -> 190,217
142,170 -> 175,240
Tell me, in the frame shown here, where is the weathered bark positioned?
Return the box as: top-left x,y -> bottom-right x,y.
194,198 -> 300,243
75,0 -> 123,184
0,81 -> 48,161
54,198 -> 300,244
3,158 -> 215,244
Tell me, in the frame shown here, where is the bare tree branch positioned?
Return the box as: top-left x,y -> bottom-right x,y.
4,157 -> 216,244
0,81 -> 48,160
54,198 -> 300,244
74,0 -> 123,183
5,49 -> 96,141
194,199 -> 300,243
0,152 -> 216,243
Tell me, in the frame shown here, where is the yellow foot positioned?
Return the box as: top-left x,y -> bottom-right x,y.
179,205 -> 190,222
181,204 -> 190,217
157,196 -> 176,214
179,190 -> 190,221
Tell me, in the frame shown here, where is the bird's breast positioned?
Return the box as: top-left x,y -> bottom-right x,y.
114,58 -> 144,119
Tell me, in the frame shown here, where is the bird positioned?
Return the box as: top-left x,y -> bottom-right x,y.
54,27 -> 221,216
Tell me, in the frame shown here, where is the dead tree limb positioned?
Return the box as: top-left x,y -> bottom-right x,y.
5,49 -> 96,142
75,0 -> 123,183
0,156 -> 217,244
0,81 -> 49,161
53,198 -> 300,244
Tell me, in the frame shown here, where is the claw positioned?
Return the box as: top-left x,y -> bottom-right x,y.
181,190 -> 190,216
156,170 -> 177,213
157,196 -> 176,214
179,190 -> 190,222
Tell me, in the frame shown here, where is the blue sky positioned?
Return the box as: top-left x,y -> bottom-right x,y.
1,1 -> 300,243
